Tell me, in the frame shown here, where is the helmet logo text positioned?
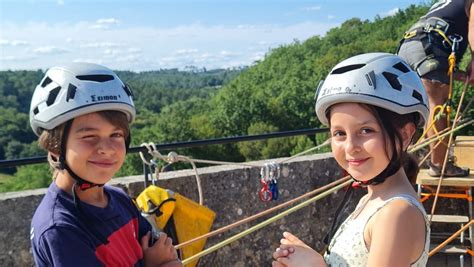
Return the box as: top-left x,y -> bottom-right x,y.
90,95 -> 119,102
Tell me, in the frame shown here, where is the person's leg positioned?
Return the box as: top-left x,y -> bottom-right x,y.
422,78 -> 449,166
422,78 -> 470,177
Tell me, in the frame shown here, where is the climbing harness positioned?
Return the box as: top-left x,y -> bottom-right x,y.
400,17 -> 455,78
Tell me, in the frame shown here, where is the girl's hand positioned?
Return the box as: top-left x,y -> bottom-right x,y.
272,232 -> 327,267
141,232 -> 182,267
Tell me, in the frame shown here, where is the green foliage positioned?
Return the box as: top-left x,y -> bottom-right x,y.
0,164 -> 52,192
237,122 -> 315,161
2,3 -> 473,193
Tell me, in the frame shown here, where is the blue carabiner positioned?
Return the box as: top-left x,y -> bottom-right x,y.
270,179 -> 279,200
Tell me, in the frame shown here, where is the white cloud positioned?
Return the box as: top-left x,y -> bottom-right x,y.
80,42 -> 121,48
97,18 -> 119,24
104,48 -> 120,55
90,18 -> 120,29
127,47 -> 142,53
174,48 -> 199,55
0,39 -> 29,46
380,8 -> 400,18
1,20 -> 337,70
251,51 -> 266,61
73,58 -> 104,64
33,46 -> 70,55
219,50 -> 239,57
57,0 -> 64,5
328,15 -> 335,20
303,6 -> 321,11
0,55 -> 37,61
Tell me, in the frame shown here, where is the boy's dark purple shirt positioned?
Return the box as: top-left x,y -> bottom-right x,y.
31,183 -> 151,266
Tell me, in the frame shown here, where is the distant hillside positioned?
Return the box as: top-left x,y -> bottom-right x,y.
1,3 -> 472,192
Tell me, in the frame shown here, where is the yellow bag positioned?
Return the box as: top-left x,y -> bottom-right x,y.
136,185 -> 216,267
173,193 -> 216,267
136,185 -> 176,230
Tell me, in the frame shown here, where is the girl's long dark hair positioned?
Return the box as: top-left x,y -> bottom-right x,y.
370,105 -> 420,184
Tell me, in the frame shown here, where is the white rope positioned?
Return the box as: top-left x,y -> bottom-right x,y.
138,137 -> 332,205
175,158 -> 261,168
176,155 -> 204,205
139,142 -> 204,205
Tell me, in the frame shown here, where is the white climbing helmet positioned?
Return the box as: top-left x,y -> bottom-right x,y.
30,62 -> 136,136
315,52 -> 429,127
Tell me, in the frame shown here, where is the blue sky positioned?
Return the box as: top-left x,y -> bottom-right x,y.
0,0 -> 425,71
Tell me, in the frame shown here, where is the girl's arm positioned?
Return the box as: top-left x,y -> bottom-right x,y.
367,200 -> 426,267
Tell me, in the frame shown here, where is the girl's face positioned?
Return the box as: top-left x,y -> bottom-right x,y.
329,103 -> 390,181
63,112 -> 126,184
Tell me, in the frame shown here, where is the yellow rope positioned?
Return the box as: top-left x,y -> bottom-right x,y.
409,120 -> 473,153
175,176 -> 350,250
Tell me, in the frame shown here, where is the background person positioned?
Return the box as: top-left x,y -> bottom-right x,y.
397,0 -> 472,177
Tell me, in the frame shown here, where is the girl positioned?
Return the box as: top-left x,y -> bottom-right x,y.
272,53 -> 431,267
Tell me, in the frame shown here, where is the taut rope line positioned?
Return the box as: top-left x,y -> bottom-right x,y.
181,179 -> 352,264
174,175 -> 350,250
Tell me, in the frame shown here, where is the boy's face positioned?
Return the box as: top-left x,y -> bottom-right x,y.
64,112 -> 126,184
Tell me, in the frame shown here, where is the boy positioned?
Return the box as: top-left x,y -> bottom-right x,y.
29,62 -> 182,266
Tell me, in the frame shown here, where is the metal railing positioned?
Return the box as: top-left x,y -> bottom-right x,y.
0,127 -> 329,168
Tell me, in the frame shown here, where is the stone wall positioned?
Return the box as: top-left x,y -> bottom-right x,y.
0,153 -> 466,266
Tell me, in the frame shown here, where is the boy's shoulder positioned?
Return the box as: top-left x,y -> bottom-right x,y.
31,183 -> 78,237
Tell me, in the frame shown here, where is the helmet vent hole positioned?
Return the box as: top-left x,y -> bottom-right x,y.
365,71 -> 376,89
46,86 -> 61,106
76,74 -> 114,82
412,90 -> 423,103
123,84 -> 133,97
331,64 -> 366,74
382,72 -> 401,90
33,107 -> 39,115
392,62 -> 410,73
41,76 -> 53,88
66,84 -> 77,102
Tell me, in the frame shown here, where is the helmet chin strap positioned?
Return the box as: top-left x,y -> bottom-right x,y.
56,119 -> 110,245
351,149 -> 401,187
58,120 -> 104,191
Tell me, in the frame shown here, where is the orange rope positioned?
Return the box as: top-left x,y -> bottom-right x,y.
174,175 -> 351,250
420,192 -> 472,202
429,220 -> 474,257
